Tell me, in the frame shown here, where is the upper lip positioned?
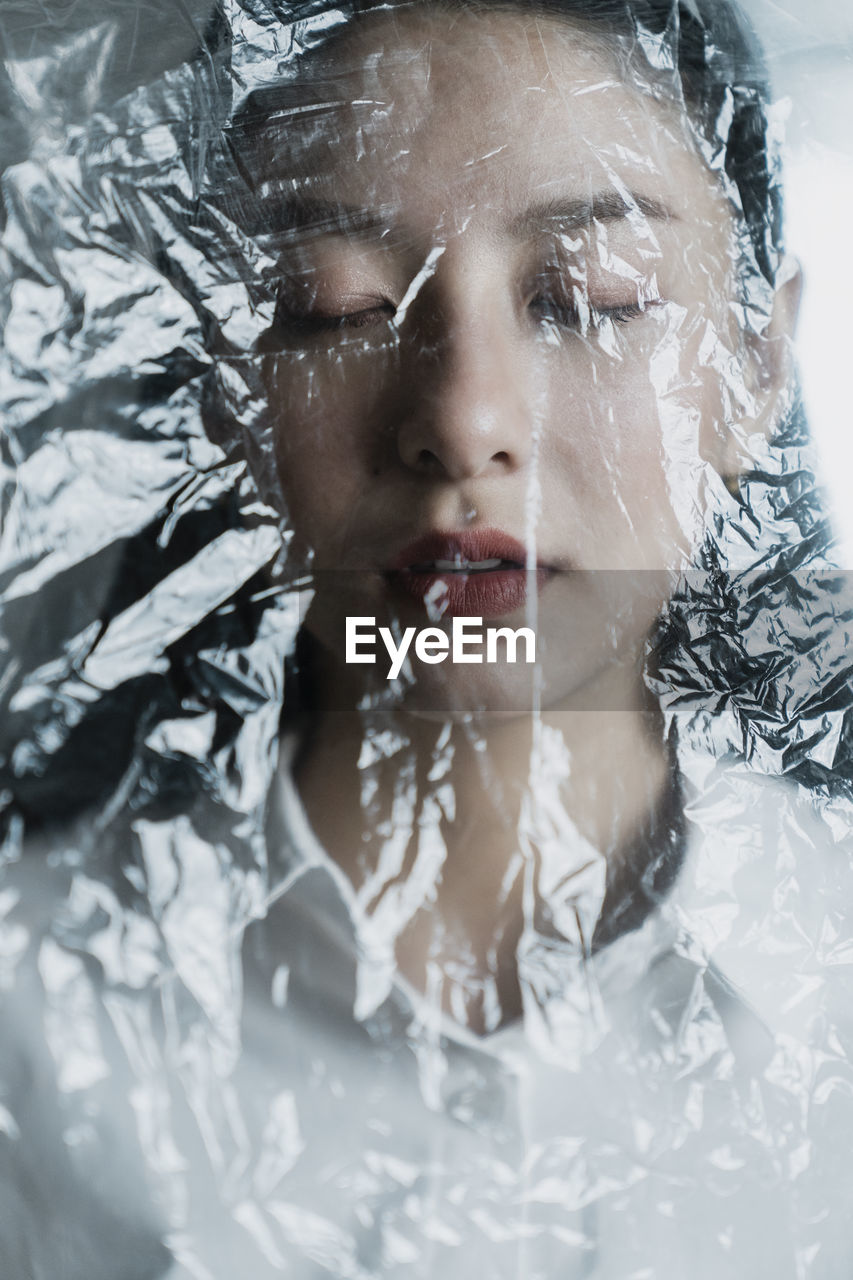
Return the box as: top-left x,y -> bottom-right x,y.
389,529 -> 546,573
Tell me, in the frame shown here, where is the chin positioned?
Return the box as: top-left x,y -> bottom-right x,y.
377,648 -> 636,723
396,662 -> 545,722
303,578 -> 658,721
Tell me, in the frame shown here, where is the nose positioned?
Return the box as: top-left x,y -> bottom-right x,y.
396,293 -> 534,481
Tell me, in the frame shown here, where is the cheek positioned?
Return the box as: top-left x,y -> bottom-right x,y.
267,349 -> 388,555
542,316 -> 733,569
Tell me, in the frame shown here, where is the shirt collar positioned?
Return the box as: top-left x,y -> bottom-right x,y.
268,731 -> 683,1058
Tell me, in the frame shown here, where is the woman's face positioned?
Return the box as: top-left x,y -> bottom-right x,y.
257,8 -> 767,715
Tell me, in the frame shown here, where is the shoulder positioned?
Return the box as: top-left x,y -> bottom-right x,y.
672,756 -> 853,1041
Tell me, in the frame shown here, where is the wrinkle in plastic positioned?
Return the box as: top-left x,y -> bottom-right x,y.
2,1 -> 853,1277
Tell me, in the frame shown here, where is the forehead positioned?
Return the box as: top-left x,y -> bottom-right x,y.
245,8 -> 729,243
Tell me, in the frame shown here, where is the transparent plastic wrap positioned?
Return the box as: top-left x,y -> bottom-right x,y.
2,1 -> 853,1276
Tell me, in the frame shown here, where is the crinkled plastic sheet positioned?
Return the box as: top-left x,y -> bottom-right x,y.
2,1 -> 853,1277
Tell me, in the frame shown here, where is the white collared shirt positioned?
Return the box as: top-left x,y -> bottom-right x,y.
4,751 -> 853,1278
154,751 -> 848,1279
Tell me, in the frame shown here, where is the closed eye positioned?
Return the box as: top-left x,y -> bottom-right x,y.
265,297 -> 397,345
530,297 -> 653,329
296,303 -> 396,332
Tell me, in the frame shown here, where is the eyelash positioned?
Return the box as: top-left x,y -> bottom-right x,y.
530,298 -> 649,329
265,294 -> 651,344
272,301 -> 395,337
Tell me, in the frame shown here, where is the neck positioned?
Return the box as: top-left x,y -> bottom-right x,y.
292,654 -> 673,1035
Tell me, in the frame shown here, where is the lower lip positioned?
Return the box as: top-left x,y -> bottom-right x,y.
387,566 -> 551,618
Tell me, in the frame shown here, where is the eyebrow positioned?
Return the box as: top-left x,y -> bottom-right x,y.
252,187 -> 675,242
507,191 -> 677,238
253,189 -> 392,239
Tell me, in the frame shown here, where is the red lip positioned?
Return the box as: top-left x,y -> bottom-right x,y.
388,529 -> 551,618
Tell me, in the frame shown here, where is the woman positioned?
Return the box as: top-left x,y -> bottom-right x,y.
229,0 -> 804,1037
1,0 -> 851,1277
